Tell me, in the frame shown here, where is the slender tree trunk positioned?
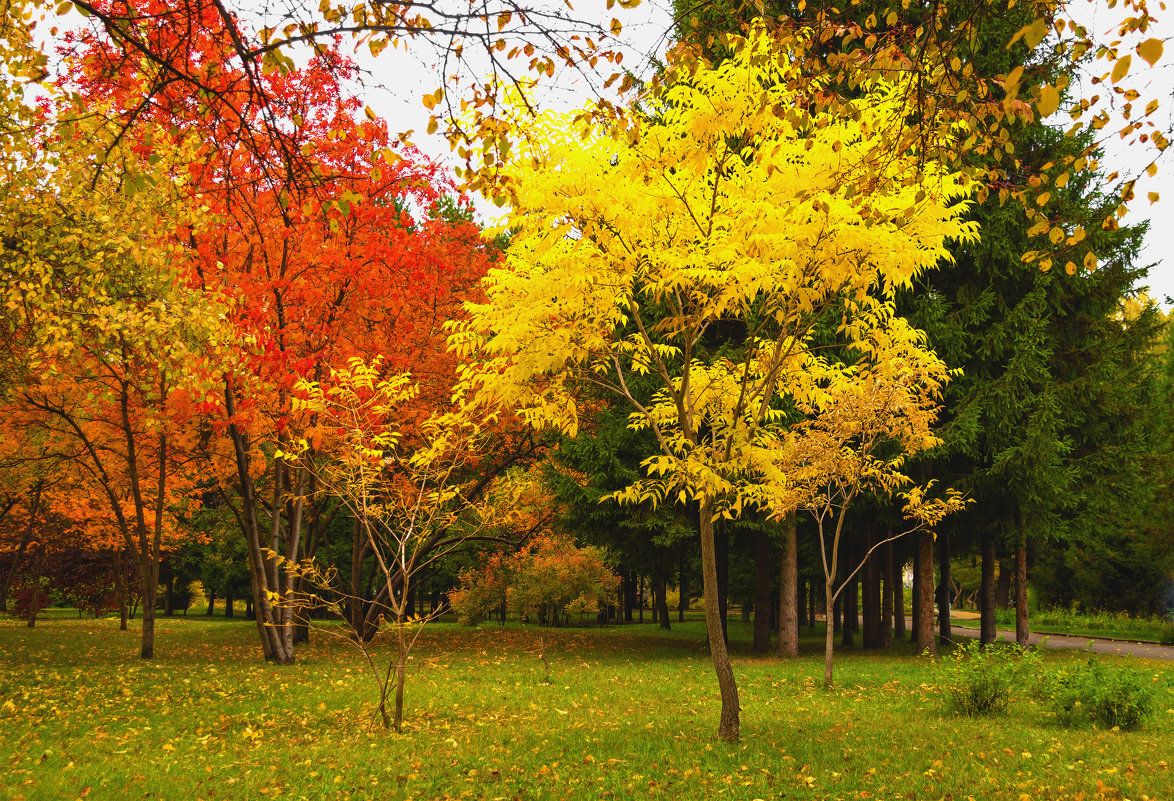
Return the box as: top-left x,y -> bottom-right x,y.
823,579 -> 835,688
914,531 -> 936,656
638,575 -> 644,623
114,550 -> 128,631
224,380 -> 292,663
892,535 -> 906,641
937,528 -> 951,644
225,592 -> 234,619
656,575 -> 670,630
699,498 -> 739,742
777,516 -> 799,657
880,540 -> 893,649
715,522 -> 729,643
752,529 -> 772,654
1015,510 -> 1029,648
862,522 -> 881,649
995,558 -> 1011,610
980,529 -> 997,645
206,589 -> 215,617
842,576 -> 857,647
164,574 -> 174,617
26,543 -> 45,628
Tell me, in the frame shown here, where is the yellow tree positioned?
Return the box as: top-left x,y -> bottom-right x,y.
453,23 -> 979,742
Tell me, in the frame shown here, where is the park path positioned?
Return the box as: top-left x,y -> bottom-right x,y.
943,610 -> 1174,661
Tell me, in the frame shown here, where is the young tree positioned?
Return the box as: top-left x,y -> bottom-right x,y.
454,24 -> 978,741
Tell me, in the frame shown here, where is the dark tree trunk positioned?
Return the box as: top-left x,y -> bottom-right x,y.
1015,511 -> 1029,648
841,576 -> 857,647
678,546 -> 688,623
26,543 -> 45,628
777,516 -> 799,657
623,569 -> 635,623
206,589 -> 215,617
861,523 -> 881,649
980,529 -> 997,645
113,549 -> 129,631
656,575 -> 670,630
937,528 -> 951,644
914,531 -> 936,656
880,540 -> 893,649
752,528 -> 772,653
995,558 -> 1011,610
892,536 -> 906,640
225,592 -> 235,618
638,575 -> 644,623
715,522 -> 729,643
163,574 -> 174,617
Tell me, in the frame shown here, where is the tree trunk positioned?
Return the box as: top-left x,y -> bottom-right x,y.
224,381 -> 294,664
937,528 -> 951,644
777,516 -> 799,657
225,592 -> 234,618
715,522 -> 729,643
995,557 -> 1011,610
980,529 -> 997,645
163,573 -> 174,617
638,575 -> 644,623
914,531 -> 936,656
823,579 -> 836,688
892,536 -> 906,640
841,575 -> 857,647
752,529 -> 772,654
678,546 -> 688,623
1015,512 -> 1029,648
862,523 -> 881,649
880,540 -> 893,649
808,581 -> 816,629
699,498 -> 739,742
206,588 -> 215,617
113,549 -> 129,631
656,575 -> 671,630
26,543 -> 45,628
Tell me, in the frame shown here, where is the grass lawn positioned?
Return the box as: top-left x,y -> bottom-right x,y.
950,608 -> 1174,644
1,609 -> 1172,800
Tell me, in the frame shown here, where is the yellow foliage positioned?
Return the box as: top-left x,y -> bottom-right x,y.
456,22 -> 979,523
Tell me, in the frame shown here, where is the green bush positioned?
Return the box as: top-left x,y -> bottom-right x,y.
1039,658 -> 1157,730
938,640 -> 1039,716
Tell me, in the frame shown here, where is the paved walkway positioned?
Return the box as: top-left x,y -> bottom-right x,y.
943,612 -> 1174,660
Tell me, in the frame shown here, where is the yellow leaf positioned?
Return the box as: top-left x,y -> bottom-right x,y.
1037,84 -> 1060,117
1148,191 -> 1160,204
611,18 -> 622,35
1064,261 -> 1077,275
1111,54 -> 1131,84
422,93 -> 436,110
1137,37 -> 1163,67
1084,250 -> 1098,270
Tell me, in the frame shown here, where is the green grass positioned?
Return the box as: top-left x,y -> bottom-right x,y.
951,607 -> 1174,643
1,611 -> 1172,800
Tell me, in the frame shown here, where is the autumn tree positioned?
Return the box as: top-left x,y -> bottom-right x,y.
454,23 -> 978,741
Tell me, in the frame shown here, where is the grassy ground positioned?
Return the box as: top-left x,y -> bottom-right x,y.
950,608 -> 1174,643
1,610 -> 1172,801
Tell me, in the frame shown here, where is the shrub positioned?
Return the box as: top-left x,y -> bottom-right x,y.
1040,657 -> 1157,730
938,639 -> 1039,716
